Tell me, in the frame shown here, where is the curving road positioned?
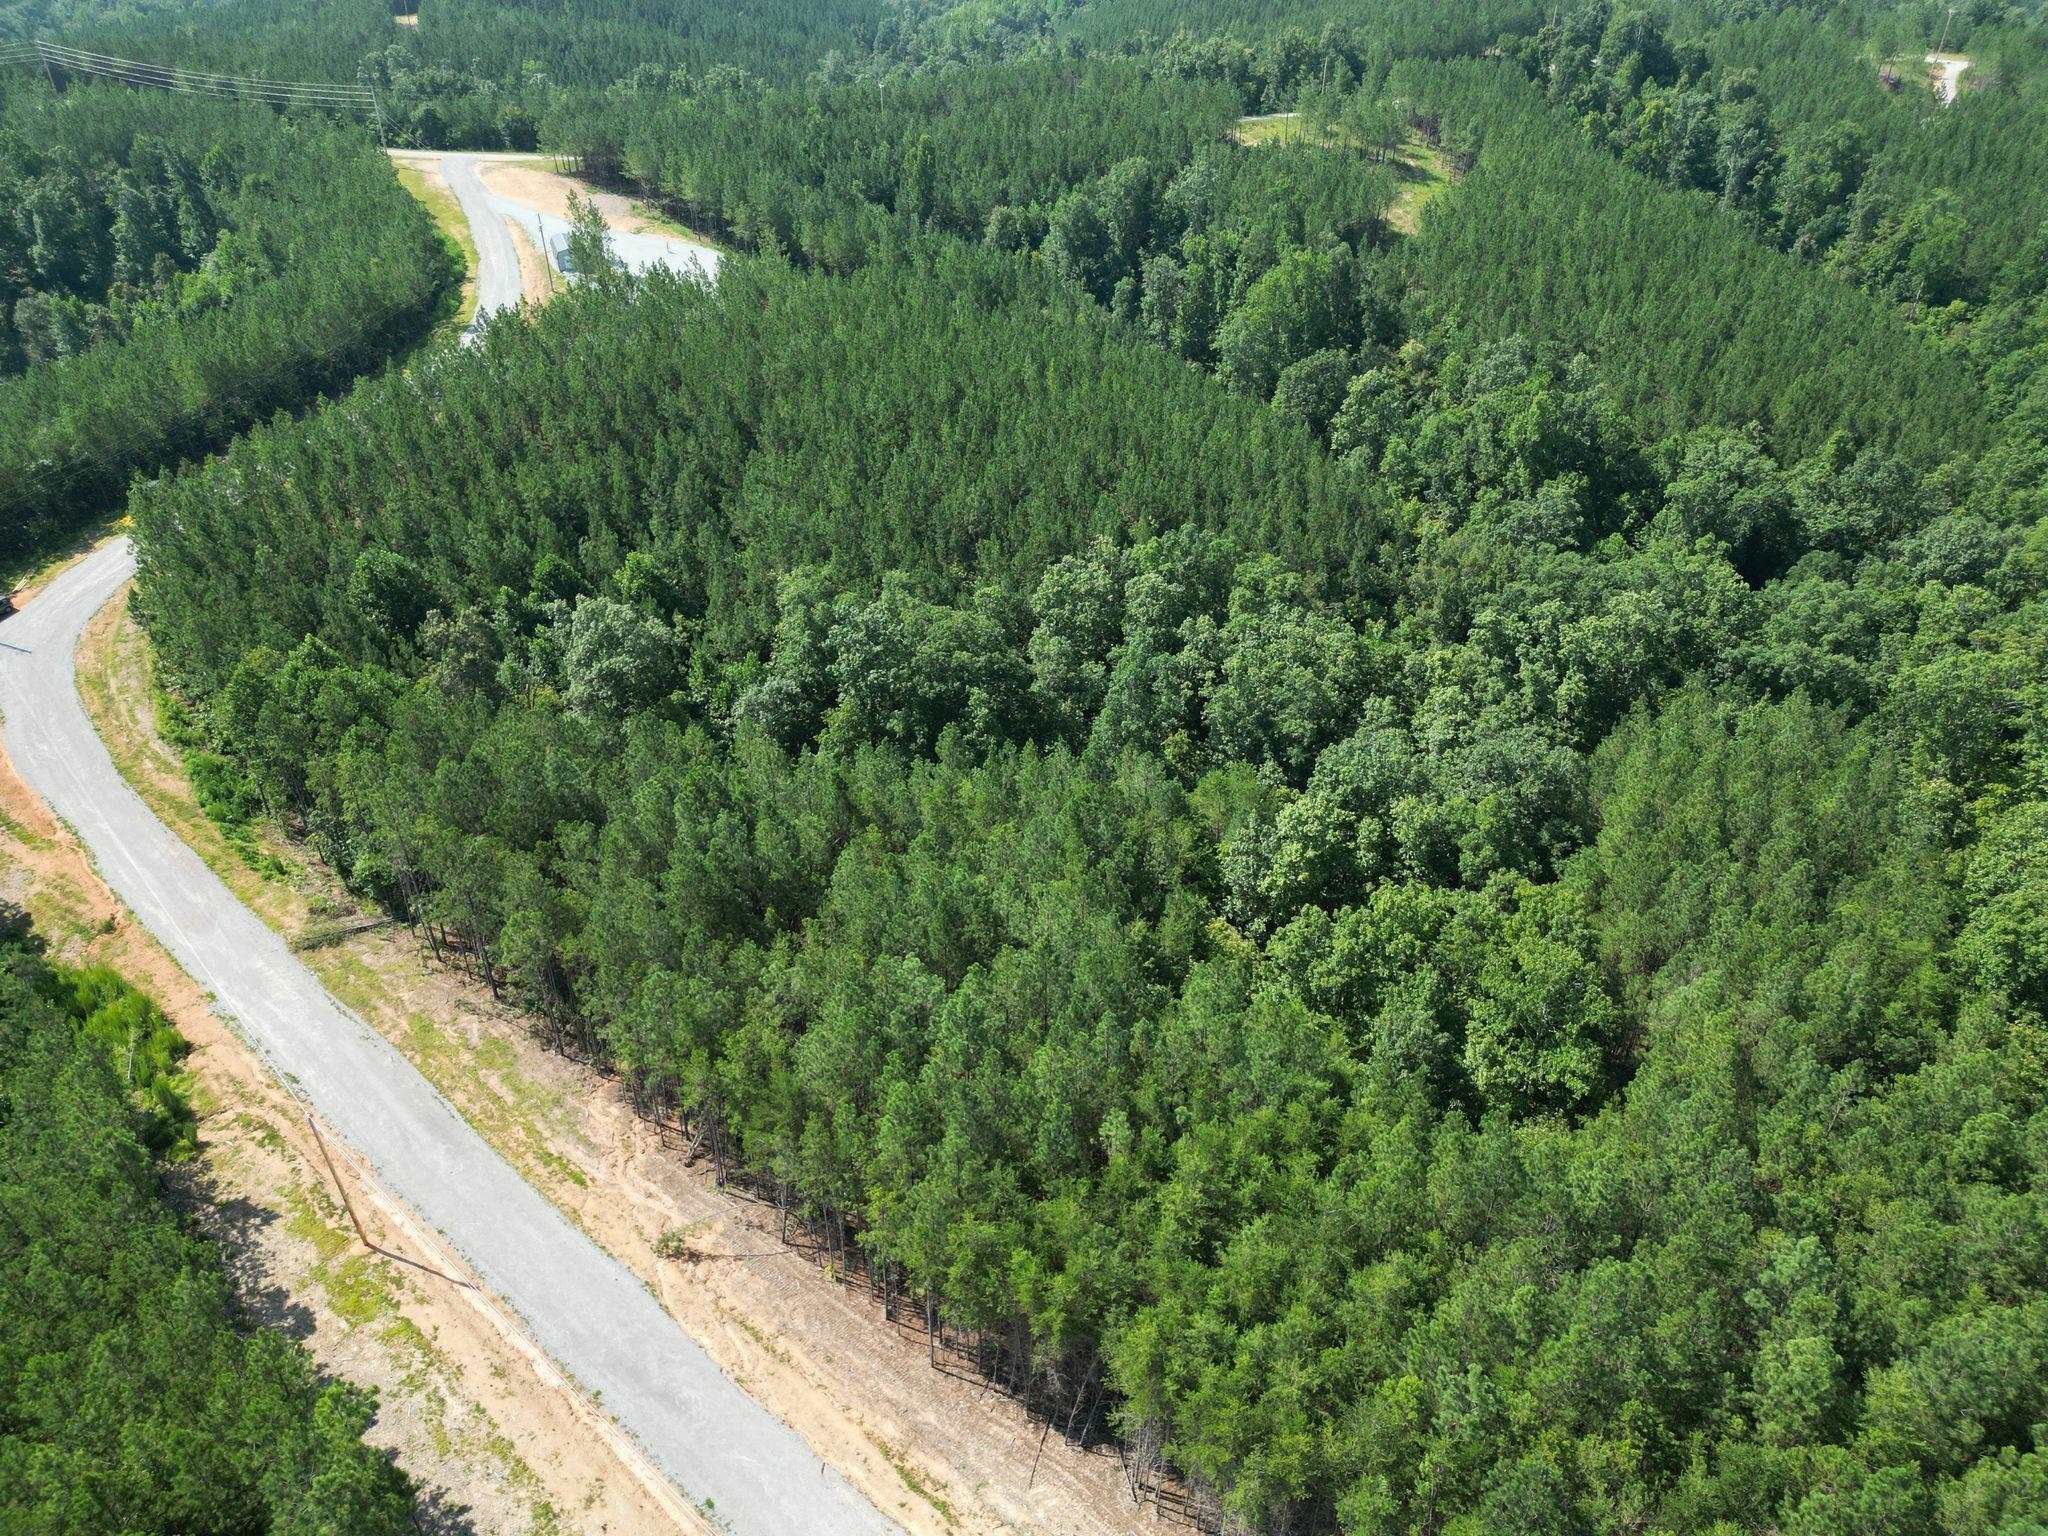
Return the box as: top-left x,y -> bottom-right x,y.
0,547 -> 901,1535
439,153 -> 527,330
0,156 -> 901,1536
402,150 -> 720,330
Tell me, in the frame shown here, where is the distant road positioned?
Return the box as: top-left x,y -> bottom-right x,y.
392,149 -> 719,324
1,155 -> 895,1534
1926,52 -> 1971,104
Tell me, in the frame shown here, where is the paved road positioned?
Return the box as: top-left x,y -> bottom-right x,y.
404,151 -> 719,324
492,196 -> 720,284
0,544 -> 904,1533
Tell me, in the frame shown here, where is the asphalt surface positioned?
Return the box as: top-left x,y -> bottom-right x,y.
1,408 -> 901,1536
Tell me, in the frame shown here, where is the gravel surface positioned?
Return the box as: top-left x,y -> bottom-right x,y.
1926,52 -> 1971,103
491,195 -> 720,283
440,153 -> 526,330
0,544 -> 903,1535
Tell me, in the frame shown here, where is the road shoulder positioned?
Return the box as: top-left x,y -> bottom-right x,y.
0,617 -> 684,1536
80,584 -> 1154,1536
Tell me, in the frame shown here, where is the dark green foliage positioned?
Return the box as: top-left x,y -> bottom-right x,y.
1392,56 -> 1988,459
1686,5 -> 2048,297
0,83 -> 232,376
564,59 -> 1244,256
0,912 -> 416,1535
132,246 -> 1390,697
47,0 -> 2048,1530
129,205 -> 2048,1525
6,0 -> 902,148
0,81 -> 455,566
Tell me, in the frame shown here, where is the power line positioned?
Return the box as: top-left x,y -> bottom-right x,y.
3,38 -> 379,121
36,42 -> 372,100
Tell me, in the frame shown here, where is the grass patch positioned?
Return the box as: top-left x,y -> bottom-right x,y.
625,195 -> 733,254
1385,133 -> 1453,236
393,1005 -> 590,1191
1232,111 -> 1308,146
392,158 -> 479,338
1230,117 -> 1453,235
877,1440 -> 956,1526
76,599 -> 290,921
281,1183 -> 406,1329
283,1184 -> 353,1264
2,512 -> 126,602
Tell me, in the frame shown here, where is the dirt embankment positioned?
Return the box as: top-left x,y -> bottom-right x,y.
78,585 -> 1155,1536
0,598 -> 688,1536
476,159 -> 697,245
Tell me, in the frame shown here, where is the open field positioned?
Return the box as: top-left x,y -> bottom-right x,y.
1233,114 -> 1453,233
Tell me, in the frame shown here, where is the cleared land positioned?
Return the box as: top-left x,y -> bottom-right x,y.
1233,114 -> 1453,233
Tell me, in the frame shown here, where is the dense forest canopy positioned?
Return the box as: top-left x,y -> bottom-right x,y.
0,78 -> 453,567
132,217 -> 2048,1531
0,911 -> 417,1534
4,0 -> 905,146
5,0 -> 2046,1531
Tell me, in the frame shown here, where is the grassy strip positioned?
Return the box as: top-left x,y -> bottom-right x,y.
1231,115 -> 1453,234
1385,133 -> 1452,236
1231,111 -> 1307,145
1,512 -> 126,603
392,158 -> 479,337
77,591 -> 591,1203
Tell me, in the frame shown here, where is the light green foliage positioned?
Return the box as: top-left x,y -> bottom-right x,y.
0,912 -> 416,1534
83,0 -> 2048,1529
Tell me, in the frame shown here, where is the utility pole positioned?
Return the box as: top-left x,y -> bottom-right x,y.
1935,4 -> 1956,56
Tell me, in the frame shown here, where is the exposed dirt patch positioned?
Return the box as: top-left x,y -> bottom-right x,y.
1926,52 -> 1972,104
4,593 -> 687,1536
477,159 -> 717,248
507,214 -> 560,305
82,589 -> 1154,1536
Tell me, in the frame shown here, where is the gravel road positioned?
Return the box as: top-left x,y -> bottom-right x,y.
1926,52 -> 1971,104
402,150 -> 719,321
439,153 -> 526,330
492,196 -> 720,283
0,544 -> 903,1534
